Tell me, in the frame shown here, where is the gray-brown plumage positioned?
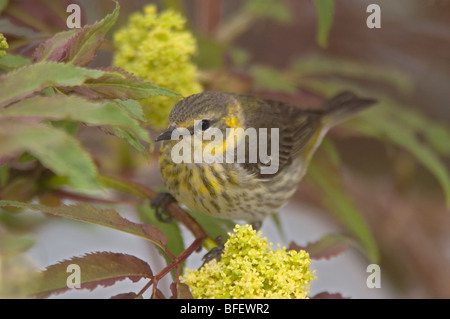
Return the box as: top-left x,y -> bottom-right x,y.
156,91 -> 376,223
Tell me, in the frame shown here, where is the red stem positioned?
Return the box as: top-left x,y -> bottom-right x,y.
137,235 -> 205,298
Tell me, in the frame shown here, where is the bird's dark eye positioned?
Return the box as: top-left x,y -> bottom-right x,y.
200,119 -> 210,131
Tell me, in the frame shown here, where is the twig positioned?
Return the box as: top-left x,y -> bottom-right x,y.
99,174 -> 219,251
137,236 -> 204,298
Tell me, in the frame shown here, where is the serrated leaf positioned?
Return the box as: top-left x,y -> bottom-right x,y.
0,200 -> 168,249
138,204 -> 184,256
31,2 -> 118,66
312,0 -> 334,48
289,234 -> 353,260
71,67 -> 181,100
0,62 -> 103,107
32,29 -> 78,63
0,120 -> 99,189
31,252 -> 153,298
111,128 -> 147,155
114,99 -> 145,121
137,204 -> 184,278
64,1 -> 119,66
0,95 -> 150,142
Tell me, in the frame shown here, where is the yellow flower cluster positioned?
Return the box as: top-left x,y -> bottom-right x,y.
182,224 -> 316,299
113,5 -> 203,128
0,34 -> 8,58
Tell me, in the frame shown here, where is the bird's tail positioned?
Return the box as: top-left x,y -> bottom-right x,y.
321,91 -> 376,127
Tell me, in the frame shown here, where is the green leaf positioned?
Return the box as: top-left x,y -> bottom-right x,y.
0,18 -> 47,39
0,200 -> 168,249
137,204 -> 184,278
384,104 -> 450,156
49,120 -> 80,136
32,29 -> 78,63
0,164 -> 9,187
293,55 -> 414,96
355,106 -> 450,207
244,0 -> 292,23
0,54 -> 30,71
71,67 -> 181,100
307,159 -> 379,262
31,1 -> 119,66
187,209 -> 235,242
0,95 -> 150,142
250,65 -> 297,93
320,137 -> 341,166
111,128 -> 147,155
0,62 -> 103,107
0,231 -> 34,257
31,252 -> 153,298
312,0 -> 334,48
194,35 -> 225,70
0,0 -> 8,14
0,120 -> 99,190
65,1 -> 119,66
114,99 -> 145,121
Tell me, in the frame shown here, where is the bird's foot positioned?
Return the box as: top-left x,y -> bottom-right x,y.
150,192 -> 176,223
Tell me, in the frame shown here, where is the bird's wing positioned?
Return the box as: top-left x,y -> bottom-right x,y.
238,97 -> 322,178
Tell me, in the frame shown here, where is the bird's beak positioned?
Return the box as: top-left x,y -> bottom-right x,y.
155,126 -> 176,142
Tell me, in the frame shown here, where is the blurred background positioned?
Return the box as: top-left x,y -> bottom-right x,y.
1,0 -> 449,298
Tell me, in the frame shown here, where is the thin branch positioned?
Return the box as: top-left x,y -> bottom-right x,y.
99,174 -> 219,251
53,189 -> 129,205
137,236 -> 204,298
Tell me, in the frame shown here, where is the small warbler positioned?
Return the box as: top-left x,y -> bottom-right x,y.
156,91 -> 375,225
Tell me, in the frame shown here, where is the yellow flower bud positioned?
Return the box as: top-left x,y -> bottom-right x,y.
182,224 -> 316,299
113,5 -> 203,128
0,34 -> 8,58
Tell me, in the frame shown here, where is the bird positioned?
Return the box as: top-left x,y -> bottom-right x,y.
155,91 -> 375,227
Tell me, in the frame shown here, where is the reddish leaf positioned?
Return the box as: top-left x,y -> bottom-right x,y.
170,282 -> 193,299
152,288 -> 167,299
0,201 -> 167,249
312,291 -> 349,299
33,252 -> 153,298
111,292 -> 141,299
32,29 -> 77,63
32,1 -> 119,66
289,234 -> 353,260
64,1 -> 119,66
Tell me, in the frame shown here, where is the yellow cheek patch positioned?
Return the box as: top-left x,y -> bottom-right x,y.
225,115 -> 240,129
225,104 -> 243,129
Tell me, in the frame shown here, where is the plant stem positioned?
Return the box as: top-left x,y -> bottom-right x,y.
99,174 -> 219,251
137,236 -> 204,298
